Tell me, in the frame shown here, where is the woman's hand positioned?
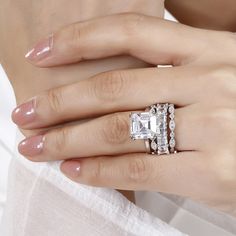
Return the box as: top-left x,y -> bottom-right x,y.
12,14 -> 236,216
1,1 -> 164,204
0,0 -> 163,104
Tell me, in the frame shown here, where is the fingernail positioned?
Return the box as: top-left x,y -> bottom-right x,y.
25,34 -> 53,62
18,135 -> 45,157
12,97 -> 36,126
61,161 -> 81,178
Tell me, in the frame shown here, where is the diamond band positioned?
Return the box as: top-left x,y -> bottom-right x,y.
156,103 -> 169,155
168,104 -> 176,153
130,103 -> 177,155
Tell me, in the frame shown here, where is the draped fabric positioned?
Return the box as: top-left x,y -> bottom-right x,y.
0,132 -> 236,236
0,132 -> 185,236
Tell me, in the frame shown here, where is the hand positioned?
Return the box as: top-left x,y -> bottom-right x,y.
1,2 -> 163,203
12,14 -> 236,216
0,0 -> 163,103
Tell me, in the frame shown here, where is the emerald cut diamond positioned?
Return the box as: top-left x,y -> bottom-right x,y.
130,112 -> 157,140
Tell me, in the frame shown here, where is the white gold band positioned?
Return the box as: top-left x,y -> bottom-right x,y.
168,104 -> 176,154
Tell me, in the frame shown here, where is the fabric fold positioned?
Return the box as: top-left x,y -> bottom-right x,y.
0,132 -> 186,236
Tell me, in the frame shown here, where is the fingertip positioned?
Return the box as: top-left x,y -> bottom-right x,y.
18,135 -> 44,157
25,34 -> 53,66
11,98 -> 36,127
60,160 -> 81,179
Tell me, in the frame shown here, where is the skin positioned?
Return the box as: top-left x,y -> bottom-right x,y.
1,0 -> 235,213
11,14 -> 236,217
0,0 -> 234,104
0,0 -> 163,103
0,0 -> 164,203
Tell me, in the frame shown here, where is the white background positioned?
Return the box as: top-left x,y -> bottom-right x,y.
0,65 -> 16,220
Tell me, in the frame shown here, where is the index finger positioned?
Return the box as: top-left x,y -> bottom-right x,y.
25,13 -> 208,67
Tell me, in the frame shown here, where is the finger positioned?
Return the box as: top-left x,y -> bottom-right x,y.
60,151 -> 212,198
12,66 -> 208,129
18,105 -> 208,162
25,13 -> 208,67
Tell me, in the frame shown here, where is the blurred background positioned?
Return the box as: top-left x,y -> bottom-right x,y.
0,65 -> 16,221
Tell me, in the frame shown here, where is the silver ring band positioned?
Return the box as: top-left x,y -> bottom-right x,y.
168,104 -> 176,154
156,103 -> 169,155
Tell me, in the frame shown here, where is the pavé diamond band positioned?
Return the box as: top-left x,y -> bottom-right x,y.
168,104 -> 177,154
130,103 -> 176,155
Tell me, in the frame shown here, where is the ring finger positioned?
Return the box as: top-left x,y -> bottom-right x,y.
18,104 -> 205,162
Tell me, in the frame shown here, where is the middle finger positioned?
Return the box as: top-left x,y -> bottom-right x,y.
12,66 -> 210,129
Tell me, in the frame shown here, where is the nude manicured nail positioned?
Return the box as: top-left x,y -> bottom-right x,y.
18,135 -> 45,157
12,98 -> 36,126
61,161 -> 81,178
25,34 -> 53,62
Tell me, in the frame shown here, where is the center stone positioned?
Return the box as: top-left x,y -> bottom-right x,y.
130,112 -> 157,140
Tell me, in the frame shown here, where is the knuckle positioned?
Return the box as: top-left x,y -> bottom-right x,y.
206,108 -> 236,134
66,22 -> 89,60
85,158 -> 104,185
93,71 -> 127,103
211,153 -> 236,191
52,127 -> 71,155
127,157 -> 149,184
103,113 -> 129,145
209,66 -> 236,99
120,13 -> 145,37
68,23 -> 83,51
46,88 -> 65,114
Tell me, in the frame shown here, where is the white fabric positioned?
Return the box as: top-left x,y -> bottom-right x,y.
136,192 -> 236,236
1,134 -> 236,236
0,65 -> 16,223
0,131 -> 185,236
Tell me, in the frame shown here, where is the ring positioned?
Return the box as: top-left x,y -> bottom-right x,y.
130,103 -> 177,155
168,104 -> 177,153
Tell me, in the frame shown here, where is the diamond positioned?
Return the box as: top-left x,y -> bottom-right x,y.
169,120 -> 175,130
168,104 -> 175,114
157,104 -> 168,115
158,139 -> 168,146
169,138 -> 176,148
157,135 -> 168,145
130,112 -> 157,139
158,145 -> 170,155
151,140 -> 158,150
170,132 -> 175,138
169,113 -> 175,119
